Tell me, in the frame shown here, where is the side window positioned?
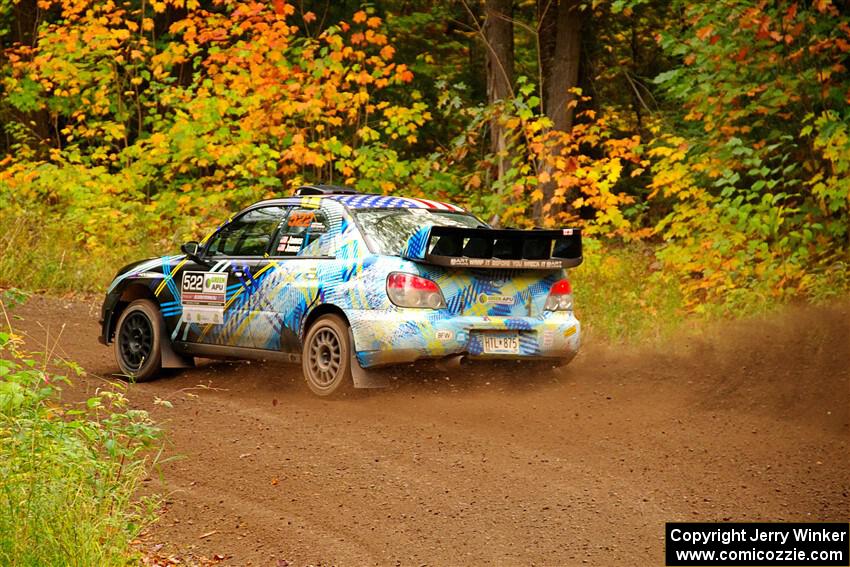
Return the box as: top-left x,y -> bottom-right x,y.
272,208 -> 332,257
206,207 -> 287,257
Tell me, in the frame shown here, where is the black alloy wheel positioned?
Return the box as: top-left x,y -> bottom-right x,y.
113,299 -> 164,381
118,311 -> 153,370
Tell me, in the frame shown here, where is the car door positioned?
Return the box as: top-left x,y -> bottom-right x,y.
178,206 -> 288,349
245,206 -> 337,353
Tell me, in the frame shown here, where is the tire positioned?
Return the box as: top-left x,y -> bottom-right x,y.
113,299 -> 163,382
302,314 -> 353,397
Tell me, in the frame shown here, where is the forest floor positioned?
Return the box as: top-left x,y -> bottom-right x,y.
9,296 -> 850,566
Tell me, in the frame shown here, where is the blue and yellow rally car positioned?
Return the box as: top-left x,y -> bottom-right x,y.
99,185 -> 582,396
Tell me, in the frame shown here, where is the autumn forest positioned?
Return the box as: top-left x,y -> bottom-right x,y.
1,0 -> 849,321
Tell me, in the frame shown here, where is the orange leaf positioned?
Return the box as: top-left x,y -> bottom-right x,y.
696,25 -> 713,40
272,0 -> 288,15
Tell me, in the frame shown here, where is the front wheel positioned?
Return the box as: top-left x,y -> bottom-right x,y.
302,314 -> 353,397
114,299 -> 163,382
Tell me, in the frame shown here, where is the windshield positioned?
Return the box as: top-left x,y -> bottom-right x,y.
352,208 -> 487,255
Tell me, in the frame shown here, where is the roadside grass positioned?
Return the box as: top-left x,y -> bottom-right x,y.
0,210 -> 165,294
571,239 -> 685,344
0,297 -> 161,566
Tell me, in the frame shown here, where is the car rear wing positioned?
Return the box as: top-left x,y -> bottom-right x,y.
401,225 -> 582,269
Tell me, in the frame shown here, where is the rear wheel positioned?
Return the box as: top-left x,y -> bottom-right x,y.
302,314 -> 353,397
114,299 -> 163,382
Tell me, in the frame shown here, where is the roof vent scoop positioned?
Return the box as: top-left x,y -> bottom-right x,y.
294,184 -> 359,196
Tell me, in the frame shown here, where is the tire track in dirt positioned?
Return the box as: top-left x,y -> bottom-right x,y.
8,296 -> 849,566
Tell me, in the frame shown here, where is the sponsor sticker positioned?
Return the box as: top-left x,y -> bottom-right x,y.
182,272 -> 227,306
478,293 -> 516,305
284,236 -> 303,254
448,257 -> 562,269
542,330 -> 554,347
435,329 -> 454,341
183,306 -> 224,324
562,228 -> 574,236
181,271 -> 227,324
564,325 -> 577,338
276,236 -> 290,252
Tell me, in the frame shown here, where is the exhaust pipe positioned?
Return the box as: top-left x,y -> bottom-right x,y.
436,354 -> 465,371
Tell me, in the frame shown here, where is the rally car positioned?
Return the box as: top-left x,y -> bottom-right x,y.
99,185 -> 582,396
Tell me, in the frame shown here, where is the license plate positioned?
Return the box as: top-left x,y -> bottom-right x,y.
482,332 -> 520,354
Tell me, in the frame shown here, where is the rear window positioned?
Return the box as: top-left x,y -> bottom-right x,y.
352,208 -> 487,255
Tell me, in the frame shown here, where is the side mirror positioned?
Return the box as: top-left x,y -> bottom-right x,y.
180,241 -> 203,262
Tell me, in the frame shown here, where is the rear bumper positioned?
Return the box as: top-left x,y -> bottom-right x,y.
349,309 -> 580,368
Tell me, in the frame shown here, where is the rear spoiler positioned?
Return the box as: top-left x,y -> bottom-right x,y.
400,225 -> 582,269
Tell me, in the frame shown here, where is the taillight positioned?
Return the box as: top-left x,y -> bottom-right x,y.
544,278 -> 573,311
386,272 -> 446,309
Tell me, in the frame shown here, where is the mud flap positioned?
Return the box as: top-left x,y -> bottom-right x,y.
349,330 -> 389,389
157,311 -> 194,369
161,339 -> 195,368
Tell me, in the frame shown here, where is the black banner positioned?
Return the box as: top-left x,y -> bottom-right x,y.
666,523 -> 849,566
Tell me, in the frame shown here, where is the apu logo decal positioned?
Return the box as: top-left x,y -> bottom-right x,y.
478,294 -> 516,305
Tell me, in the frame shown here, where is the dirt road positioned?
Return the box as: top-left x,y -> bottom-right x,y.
10,296 -> 850,566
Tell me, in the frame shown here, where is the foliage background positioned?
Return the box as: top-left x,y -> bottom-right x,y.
0,0 -> 848,337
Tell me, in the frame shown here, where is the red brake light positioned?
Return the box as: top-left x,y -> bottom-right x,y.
387,273 -> 405,289
545,278 -> 573,311
387,272 -> 446,309
550,279 -> 572,295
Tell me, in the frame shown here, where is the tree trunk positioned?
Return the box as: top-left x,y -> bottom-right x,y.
537,0 -> 557,112
534,0 -> 582,225
483,0 -> 514,183
544,0 -> 581,133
